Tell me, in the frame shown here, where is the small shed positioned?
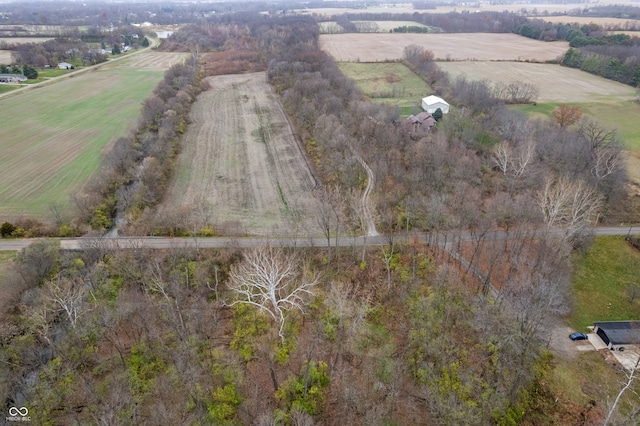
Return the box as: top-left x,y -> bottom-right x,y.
421,95 -> 450,114
594,321 -> 640,349
58,62 -> 73,70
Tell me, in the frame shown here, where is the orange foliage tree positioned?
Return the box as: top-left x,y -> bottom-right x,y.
551,104 -> 582,127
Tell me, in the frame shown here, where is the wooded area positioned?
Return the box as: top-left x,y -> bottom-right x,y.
1,4 -> 640,424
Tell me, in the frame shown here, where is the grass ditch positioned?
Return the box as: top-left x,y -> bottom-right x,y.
0,251 -> 15,282
253,100 -> 290,214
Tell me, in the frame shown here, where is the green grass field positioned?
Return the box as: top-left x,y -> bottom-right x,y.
549,350 -> 639,420
0,251 -> 15,282
512,100 -> 640,151
0,84 -> 18,94
337,62 -> 431,112
547,235 -> 640,420
569,236 -> 640,331
37,68 -> 74,78
0,54 -> 171,221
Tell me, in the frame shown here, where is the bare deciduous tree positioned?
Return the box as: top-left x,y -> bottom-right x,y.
592,145 -> 621,183
492,141 -> 511,176
492,139 -> 535,179
46,275 -> 87,330
604,356 -> 640,426
313,186 -> 343,262
537,175 -> 603,241
578,118 -> 619,150
494,82 -> 539,104
226,246 -> 318,341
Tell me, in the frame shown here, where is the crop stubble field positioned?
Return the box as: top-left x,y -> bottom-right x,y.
437,61 -> 637,102
0,51 -> 186,221
163,72 -> 318,235
0,50 -> 11,63
320,33 -> 569,62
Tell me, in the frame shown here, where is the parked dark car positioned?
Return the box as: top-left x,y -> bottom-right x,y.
569,332 -> 589,341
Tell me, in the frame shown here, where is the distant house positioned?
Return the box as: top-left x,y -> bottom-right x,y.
421,95 -> 450,114
0,73 -> 27,83
58,62 -> 73,70
406,111 -> 436,131
594,321 -> 640,349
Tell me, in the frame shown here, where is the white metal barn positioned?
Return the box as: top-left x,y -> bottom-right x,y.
421,95 -> 450,114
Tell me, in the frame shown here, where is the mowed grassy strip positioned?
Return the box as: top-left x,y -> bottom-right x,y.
0,85 -> 18,94
338,62 -> 431,110
549,351 -> 639,418
0,251 -> 16,282
569,236 -> 640,331
0,57 -> 167,220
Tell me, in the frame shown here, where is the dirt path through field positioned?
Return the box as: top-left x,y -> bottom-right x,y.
163,72 -> 318,235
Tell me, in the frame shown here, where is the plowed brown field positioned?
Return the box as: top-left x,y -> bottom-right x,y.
162,72 -> 319,235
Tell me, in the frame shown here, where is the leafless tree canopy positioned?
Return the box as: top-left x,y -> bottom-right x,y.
227,246 -> 318,340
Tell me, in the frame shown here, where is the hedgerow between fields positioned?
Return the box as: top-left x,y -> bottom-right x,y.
71,55 -> 203,233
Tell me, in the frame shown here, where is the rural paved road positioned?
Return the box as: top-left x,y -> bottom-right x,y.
0,226 -> 638,251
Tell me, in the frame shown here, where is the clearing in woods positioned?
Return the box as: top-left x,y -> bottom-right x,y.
0,51 -> 186,221
320,33 -> 569,62
337,62 -> 431,113
162,72 -> 319,236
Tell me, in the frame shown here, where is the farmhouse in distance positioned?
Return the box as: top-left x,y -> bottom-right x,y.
0,73 -> 27,83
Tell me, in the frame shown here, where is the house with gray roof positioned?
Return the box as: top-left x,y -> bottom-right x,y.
0,73 -> 27,83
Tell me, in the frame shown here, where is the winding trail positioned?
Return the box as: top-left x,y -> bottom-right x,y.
352,150 -> 378,237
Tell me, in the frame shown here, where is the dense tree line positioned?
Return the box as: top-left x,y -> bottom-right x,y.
516,18 -> 638,46
567,5 -> 640,22
0,1 -> 315,27
10,37 -> 103,67
514,18 -> 640,86
328,10 -> 528,33
72,55 -> 203,233
7,26 -> 147,67
0,237 -> 601,424
562,45 -> 640,86
255,14 -> 630,419
160,23 -> 253,53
